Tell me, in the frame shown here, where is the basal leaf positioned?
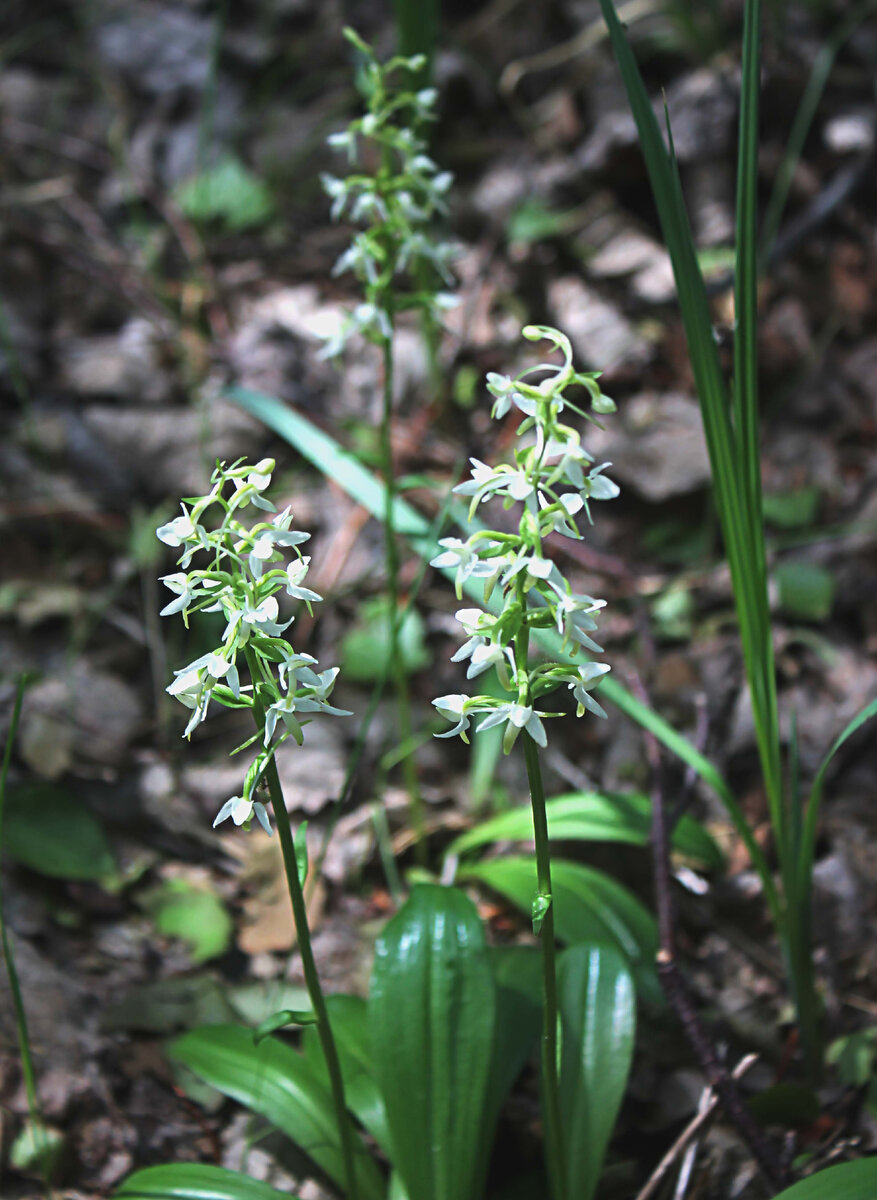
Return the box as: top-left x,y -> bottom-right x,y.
168,1026 -> 382,1200
460,857 -> 660,1006
369,885 -> 496,1200
558,944 -> 636,1200
448,791 -> 722,870
116,1163 -> 294,1200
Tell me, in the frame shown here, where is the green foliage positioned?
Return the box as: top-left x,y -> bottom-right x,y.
598,0 -> 877,1078
775,561 -> 836,623
448,790 -> 722,869
148,878 -> 233,964
771,1159 -> 877,1200
370,885 -> 497,1200
168,1025 -> 383,1200
175,155 -> 274,232
763,487 -> 821,530
459,856 -> 660,1006
3,782 -> 115,881
116,1163 -> 295,1199
558,945 -> 635,1200
340,595 -> 430,682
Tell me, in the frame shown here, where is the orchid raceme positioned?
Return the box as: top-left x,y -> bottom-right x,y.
156,458 -> 350,831
320,27 -> 456,358
432,325 -> 618,753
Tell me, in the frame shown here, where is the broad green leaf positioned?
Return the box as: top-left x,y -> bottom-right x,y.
763,488 -> 820,530
771,1159 -> 877,1200
227,385 -> 739,827
168,1026 -> 382,1200
3,782 -> 115,880
558,944 -> 635,1200
150,879 -> 232,964
485,947 -> 542,1137
775,562 -> 835,623
369,885 -> 496,1200
175,156 -> 273,231
340,595 -> 430,682
460,857 -> 660,1006
302,994 -> 391,1157
448,792 -> 722,870
116,1164 -> 294,1200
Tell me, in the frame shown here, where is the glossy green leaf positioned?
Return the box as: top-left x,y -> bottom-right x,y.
484,947 -> 542,1136
597,0 -> 781,923
302,994 -> 391,1157
771,1159 -> 877,1200
168,1026 -> 382,1200
448,791 -> 722,870
558,944 -> 636,1200
369,884 -> 496,1200
460,857 -> 660,1006
3,782 -> 115,881
116,1164 -> 294,1200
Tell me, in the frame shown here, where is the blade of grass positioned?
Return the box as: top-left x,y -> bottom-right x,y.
597,0 -> 784,909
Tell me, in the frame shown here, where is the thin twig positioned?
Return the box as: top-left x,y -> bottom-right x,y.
629,669 -> 788,1192
636,1053 -> 759,1200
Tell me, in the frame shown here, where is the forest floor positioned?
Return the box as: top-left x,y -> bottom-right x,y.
1,0 -> 876,1197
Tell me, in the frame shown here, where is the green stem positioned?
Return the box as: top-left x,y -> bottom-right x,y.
380,334 -> 427,863
244,649 -> 360,1200
513,600 -> 565,1200
523,731 -> 566,1200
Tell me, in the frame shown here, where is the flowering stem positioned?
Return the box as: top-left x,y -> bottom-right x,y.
244,646 -> 360,1200
380,334 -> 427,863
515,606 -> 566,1200
522,729 -> 566,1200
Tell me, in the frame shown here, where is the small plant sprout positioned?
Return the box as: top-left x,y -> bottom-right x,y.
322,27 -> 456,859
157,458 -> 361,1200
433,324 -> 617,1200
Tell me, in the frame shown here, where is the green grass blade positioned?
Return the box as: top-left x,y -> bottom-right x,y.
598,0 -> 786,872
734,0 -> 783,833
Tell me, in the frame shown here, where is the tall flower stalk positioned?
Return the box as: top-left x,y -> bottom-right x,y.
433,326 -> 618,1200
156,458 -> 360,1200
323,28 -> 455,858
